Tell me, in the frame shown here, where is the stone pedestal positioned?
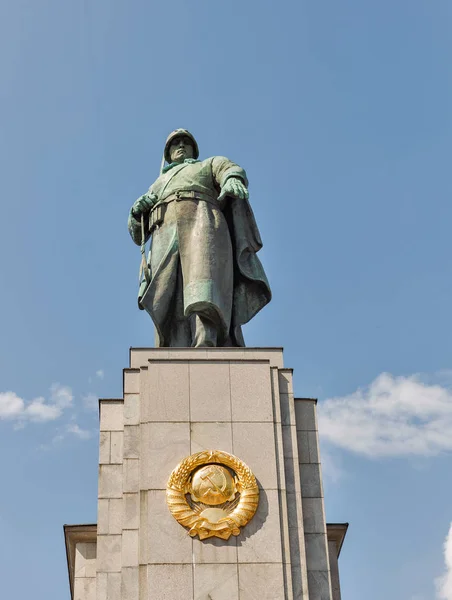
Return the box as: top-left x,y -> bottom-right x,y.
64,347 -> 347,600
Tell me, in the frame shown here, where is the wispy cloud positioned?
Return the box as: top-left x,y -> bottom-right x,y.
318,373 -> 452,457
436,523 -> 452,600
82,393 -> 98,412
40,423 -> 94,450
96,370 -> 104,380
320,446 -> 344,484
66,423 -> 93,440
0,384 -> 73,424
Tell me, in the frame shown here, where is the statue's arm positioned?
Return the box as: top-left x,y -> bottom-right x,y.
211,156 -> 248,189
128,209 -> 146,246
211,156 -> 249,201
128,190 -> 158,246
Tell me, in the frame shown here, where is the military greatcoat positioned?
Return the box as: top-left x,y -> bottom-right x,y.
128,156 -> 271,347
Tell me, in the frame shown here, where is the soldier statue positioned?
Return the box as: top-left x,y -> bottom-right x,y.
128,129 -> 271,347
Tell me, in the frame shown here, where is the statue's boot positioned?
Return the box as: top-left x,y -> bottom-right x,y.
190,314 -> 217,347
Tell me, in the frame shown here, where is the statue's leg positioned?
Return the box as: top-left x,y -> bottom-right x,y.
190,314 -> 217,347
166,263 -> 191,347
177,201 -> 233,346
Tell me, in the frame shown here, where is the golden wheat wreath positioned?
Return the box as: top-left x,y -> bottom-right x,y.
166,450 -> 259,540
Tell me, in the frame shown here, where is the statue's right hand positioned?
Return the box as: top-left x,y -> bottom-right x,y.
132,194 -> 157,218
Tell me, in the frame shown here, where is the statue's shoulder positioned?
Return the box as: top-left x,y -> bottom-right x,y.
204,156 -> 232,167
194,156 -> 221,171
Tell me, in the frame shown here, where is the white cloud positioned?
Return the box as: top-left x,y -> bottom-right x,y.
96,370 -> 104,380
24,398 -> 62,422
82,393 -> 98,412
49,383 -> 73,409
0,384 -> 73,424
0,392 -> 25,418
66,424 -> 93,440
436,523 -> 452,600
318,372 -> 452,457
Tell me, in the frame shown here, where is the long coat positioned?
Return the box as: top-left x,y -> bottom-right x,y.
128,156 -> 271,347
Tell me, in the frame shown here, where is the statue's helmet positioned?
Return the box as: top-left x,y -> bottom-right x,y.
164,129 -> 199,163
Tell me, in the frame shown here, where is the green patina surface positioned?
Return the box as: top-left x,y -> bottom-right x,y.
128,129 -> 271,348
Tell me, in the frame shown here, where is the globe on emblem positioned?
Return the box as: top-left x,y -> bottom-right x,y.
190,465 -> 237,505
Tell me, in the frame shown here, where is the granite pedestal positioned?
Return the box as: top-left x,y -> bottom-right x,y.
65,347 -> 347,600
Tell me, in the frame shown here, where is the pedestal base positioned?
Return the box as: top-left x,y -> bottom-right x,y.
64,347 -> 347,600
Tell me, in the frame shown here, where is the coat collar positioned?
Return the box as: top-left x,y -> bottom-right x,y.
162,158 -> 200,174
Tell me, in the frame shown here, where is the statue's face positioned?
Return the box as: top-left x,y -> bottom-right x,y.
169,136 -> 194,163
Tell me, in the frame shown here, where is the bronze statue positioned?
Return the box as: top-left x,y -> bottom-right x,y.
128,129 -> 271,347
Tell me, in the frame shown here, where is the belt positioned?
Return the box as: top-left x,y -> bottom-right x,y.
162,190 -> 218,204
148,190 -> 218,233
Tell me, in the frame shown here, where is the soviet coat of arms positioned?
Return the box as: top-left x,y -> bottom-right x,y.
166,450 -> 259,540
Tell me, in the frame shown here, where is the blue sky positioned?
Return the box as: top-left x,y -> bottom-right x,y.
1,0 -> 451,598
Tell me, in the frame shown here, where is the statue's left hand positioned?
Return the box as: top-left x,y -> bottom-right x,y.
218,177 -> 249,202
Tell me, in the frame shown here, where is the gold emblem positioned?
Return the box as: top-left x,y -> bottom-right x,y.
166,450 -> 259,540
